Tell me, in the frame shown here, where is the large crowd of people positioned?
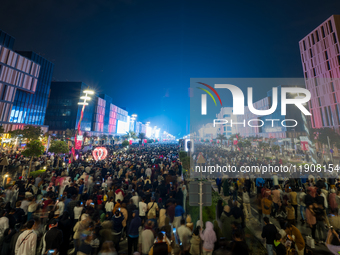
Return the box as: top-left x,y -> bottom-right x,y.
0,141 -> 340,255
0,143 -> 228,255
194,144 -> 340,255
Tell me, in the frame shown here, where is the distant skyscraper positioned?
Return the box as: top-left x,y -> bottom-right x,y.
0,31 -> 41,131
10,51 -> 54,127
299,15 -> 340,131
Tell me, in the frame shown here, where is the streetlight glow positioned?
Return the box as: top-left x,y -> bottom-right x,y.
83,90 -> 94,95
80,96 -> 91,100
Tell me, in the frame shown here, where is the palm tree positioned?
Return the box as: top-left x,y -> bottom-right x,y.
216,134 -> 227,147
138,133 -> 146,143
124,131 -> 137,140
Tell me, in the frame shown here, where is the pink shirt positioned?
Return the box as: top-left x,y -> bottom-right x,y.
306,208 -> 316,225
272,190 -> 281,204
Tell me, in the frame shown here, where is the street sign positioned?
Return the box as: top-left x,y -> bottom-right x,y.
197,152 -> 206,164
189,181 -> 212,206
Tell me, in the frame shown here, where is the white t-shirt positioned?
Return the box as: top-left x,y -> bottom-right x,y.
74,206 -> 83,220
56,201 -> 65,216
139,202 -> 147,217
105,202 -> 114,212
132,195 -> 139,208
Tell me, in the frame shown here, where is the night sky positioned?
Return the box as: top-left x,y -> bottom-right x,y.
0,0 -> 339,136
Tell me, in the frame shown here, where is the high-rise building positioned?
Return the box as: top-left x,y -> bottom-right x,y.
299,15 -> 340,131
45,82 -> 95,135
45,81 -> 129,137
0,30 -> 41,131
10,51 -> 54,129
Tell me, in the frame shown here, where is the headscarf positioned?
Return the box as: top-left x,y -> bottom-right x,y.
201,221 -> 217,244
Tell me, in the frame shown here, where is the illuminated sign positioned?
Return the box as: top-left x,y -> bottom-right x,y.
117,120 -> 129,134
92,147 -> 108,161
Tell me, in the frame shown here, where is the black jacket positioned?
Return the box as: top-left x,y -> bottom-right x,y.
261,223 -> 278,245
45,227 -> 63,252
274,242 -> 286,255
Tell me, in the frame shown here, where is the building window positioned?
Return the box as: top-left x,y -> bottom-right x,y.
325,107 -> 330,126
318,97 -> 322,106
313,68 -> 316,76
336,105 -> 340,125
329,20 -> 333,33
315,78 -> 318,86
223,114 -> 230,118
333,93 -> 337,103
331,82 -> 335,92
305,72 -> 308,79
321,26 -> 325,38
327,61 -> 331,70
311,34 -> 315,45
325,51 -> 329,60
336,44 -> 339,54
328,106 -> 334,126
310,48 -> 313,58
333,33 -> 338,44
316,30 -> 320,41
227,127 -> 231,131
303,40 -> 306,51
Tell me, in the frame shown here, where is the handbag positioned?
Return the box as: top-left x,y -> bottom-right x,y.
306,235 -> 315,249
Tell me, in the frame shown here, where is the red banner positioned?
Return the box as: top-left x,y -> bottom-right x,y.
301,141 -> 308,151
75,140 -> 82,150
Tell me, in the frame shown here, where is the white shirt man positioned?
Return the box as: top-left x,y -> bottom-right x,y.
15,221 -> 37,255
177,221 -> 192,248
141,226 -> 154,255
105,200 -> 114,213
20,199 -> 30,215
56,200 -> 65,216
0,213 -> 9,238
139,200 -> 147,217
145,167 -> 152,178
132,193 -> 139,208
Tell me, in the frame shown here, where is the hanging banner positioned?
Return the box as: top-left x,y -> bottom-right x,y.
129,140 -> 133,145
75,140 -> 82,150
301,141 -> 308,151
233,138 -> 238,145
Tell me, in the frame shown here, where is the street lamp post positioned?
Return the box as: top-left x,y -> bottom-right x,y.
72,89 -> 94,161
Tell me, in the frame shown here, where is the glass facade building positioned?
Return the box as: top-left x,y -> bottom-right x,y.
45,82 -> 95,133
46,82 -> 129,136
0,31 -> 41,132
10,51 -> 54,126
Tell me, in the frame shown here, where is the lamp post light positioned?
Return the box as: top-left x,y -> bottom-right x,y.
72,89 -> 94,161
